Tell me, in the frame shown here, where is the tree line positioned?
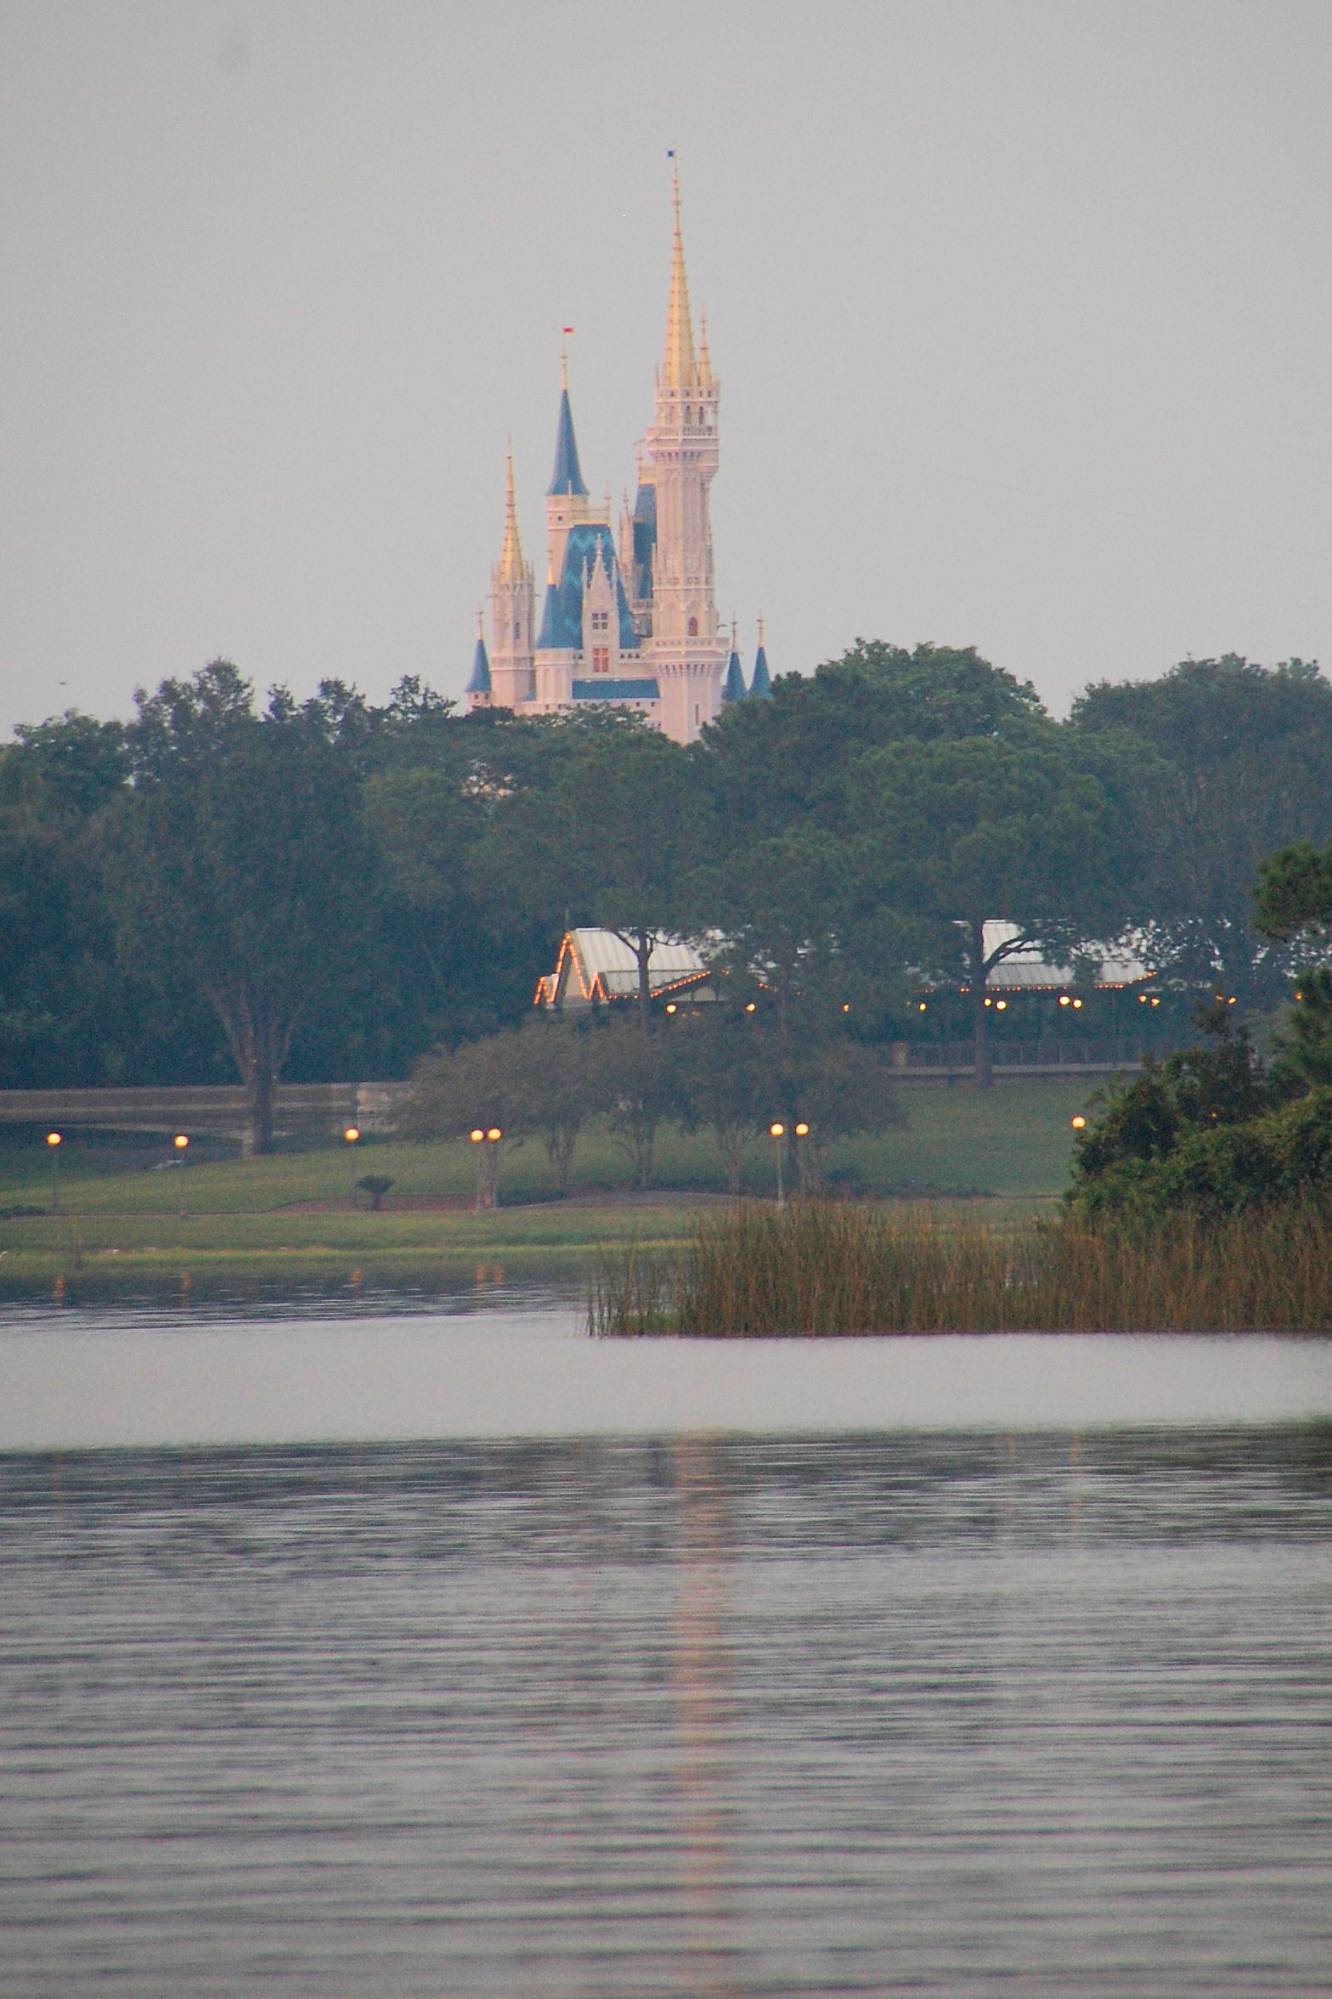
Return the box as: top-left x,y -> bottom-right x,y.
2,643 -> 1330,1151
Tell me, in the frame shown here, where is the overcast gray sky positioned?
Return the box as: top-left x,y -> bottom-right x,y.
3,0 -> 1329,736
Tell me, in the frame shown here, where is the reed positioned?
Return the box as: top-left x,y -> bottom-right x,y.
588,1199 -> 1332,1336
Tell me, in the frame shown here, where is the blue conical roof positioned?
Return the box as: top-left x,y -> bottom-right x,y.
722,648 -> 746,703
466,632 -> 491,695
749,643 -> 772,698
547,387 -> 588,497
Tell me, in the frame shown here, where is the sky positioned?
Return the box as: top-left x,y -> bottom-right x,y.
3,0 -> 1330,736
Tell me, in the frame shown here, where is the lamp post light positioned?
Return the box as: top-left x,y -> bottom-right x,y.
45,1131 -> 62,1214
173,1133 -> 190,1217
470,1127 -> 504,1211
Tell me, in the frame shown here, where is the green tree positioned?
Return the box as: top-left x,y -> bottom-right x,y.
1072,657 -> 1332,1001
700,640 -> 1048,844
103,671 -> 381,1152
401,1020 -> 602,1194
770,1028 -> 906,1191
1267,969 -> 1332,1096
480,718 -> 708,1034
670,1008 -> 779,1192
684,827 -> 856,1025
594,1015 -> 678,1186
669,1006 -> 905,1193
0,710 -> 227,1088
1254,838 -> 1332,940
849,733 -> 1130,1086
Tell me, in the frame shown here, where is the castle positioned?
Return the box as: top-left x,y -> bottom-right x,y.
465,173 -> 770,745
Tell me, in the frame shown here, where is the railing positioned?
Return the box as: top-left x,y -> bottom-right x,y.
0,1082 -> 410,1137
889,1038 -> 1180,1077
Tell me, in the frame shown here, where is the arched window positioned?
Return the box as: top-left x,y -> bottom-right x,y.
687,615 -> 698,638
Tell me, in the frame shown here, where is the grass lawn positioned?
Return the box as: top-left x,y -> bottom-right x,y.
0,1075 -> 1101,1294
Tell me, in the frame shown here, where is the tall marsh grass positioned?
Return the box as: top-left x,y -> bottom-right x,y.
588,1200 -> 1332,1336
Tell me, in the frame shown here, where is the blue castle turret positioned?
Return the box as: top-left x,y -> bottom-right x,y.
466,613 -> 491,701
750,616 -> 772,699
722,624 -> 747,704
548,382 -> 588,498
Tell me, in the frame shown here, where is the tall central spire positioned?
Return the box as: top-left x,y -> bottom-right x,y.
662,165 -> 697,390
498,449 -> 525,583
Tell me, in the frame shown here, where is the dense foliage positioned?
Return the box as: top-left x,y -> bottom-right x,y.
3,644 -> 1330,1151
1067,1000 -> 1332,1223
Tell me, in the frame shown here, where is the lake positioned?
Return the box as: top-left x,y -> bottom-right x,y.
3,1289 -> 1331,1995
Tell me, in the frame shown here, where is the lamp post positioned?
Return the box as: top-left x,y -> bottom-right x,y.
470,1127 -> 503,1211
793,1120 -> 811,1196
343,1124 -> 360,1208
46,1131 -> 62,1214
768,1122 -> 786,1208
173,1133 -> 190,1217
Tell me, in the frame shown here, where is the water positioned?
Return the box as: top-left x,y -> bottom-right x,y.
3,1297 -> 1331,1995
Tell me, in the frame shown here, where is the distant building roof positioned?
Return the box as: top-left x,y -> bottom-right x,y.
535,928 -> 719,1009
722,648 -> 747,703
976,923 -> 1153,991
749,644 -> 772,698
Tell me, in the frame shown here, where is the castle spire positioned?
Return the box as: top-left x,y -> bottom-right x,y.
498,449 -> 525,582
467,608 -> 491,697
722,613 -> 746,704
750,613 -> 772,699
548,367 -> 588,498
662,164 -> 697,390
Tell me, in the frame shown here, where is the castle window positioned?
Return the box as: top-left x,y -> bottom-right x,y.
592,647 -> 610,674
688,615 -> 698,637
513,621 -> 520,640
591,610 -> 609,633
